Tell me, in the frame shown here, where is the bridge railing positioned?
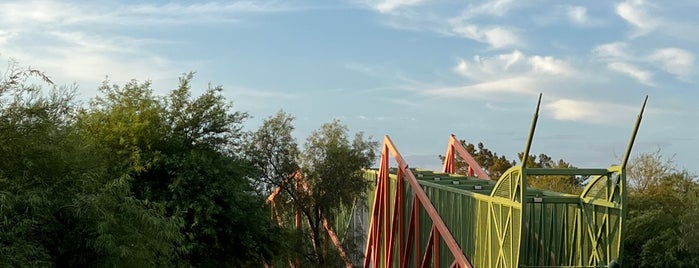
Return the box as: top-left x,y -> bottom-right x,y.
517,167 -> 626,268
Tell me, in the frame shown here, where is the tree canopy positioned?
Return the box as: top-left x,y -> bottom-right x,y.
0,67 -> 286,267
623,150 -> 699,267
247,112 -> 377,267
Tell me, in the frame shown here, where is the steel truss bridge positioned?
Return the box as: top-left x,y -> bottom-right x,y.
269,95 -> 647,268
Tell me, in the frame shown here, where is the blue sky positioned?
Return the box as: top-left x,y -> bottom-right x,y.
1,0 -> 697,172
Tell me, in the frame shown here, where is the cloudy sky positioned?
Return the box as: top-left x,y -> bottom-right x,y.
1,0 -> 697,172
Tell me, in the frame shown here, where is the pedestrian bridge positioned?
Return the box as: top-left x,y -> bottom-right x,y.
275,95 -> 646,268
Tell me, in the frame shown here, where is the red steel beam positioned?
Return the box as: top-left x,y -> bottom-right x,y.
400,197 -> 417,268
381,135 -> 473,268
266,172 -> 353,268
421,227 -> 436,268
443,134 -> 491,180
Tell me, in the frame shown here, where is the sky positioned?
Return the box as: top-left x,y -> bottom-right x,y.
1,0 -> 698,172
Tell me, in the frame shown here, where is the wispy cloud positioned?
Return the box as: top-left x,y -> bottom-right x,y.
0,0 -> 294,88
593,42 -> 631,60
454,50 -> 573,80
546,99 -> 637,124
566,6 -> 589,25
363,0 -> 524,49
0,0 -> 290,27
448,1 -> 522,49
1,30 -> 177,83
607,62 -> 654,86
458,0 -> 515,18
366,0 -> 427,14
615,0 -> 659,37
449,24 -> 521,49
566,5 -> 608,27
649,48 -> 694,79
424,50 -> 575,99
592,42 -> 695,84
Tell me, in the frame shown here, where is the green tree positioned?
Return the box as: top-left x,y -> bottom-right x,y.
622,151 -> 699,268
248,114 -> 377,266
79,73 -> 285,266
438,140 -> 515,179
246,111 -> 301,196
0,64 -> 181,267
517,152 -> 581,194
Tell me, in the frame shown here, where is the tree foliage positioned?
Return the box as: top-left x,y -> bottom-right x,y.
79,73 -> 284,266
517,152 -> 581,194
623,151 -> 699,267
439,140 -> 515,179
248,113 -> 377,266
0,66 -> 286,267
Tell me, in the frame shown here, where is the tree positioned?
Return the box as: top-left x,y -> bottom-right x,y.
245,111 -> 300,196
622,151 -> 699,268
78,73 -> 285,266
248,114 -> 377,266
517,152 -> 581,194
627,149 -> 675,193
0,63 -> 181,267
438,140 -> 515,179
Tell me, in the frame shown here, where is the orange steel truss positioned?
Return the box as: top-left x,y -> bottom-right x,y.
266,172 -> 353,268
442,134 -> 490,180
364,135 -> 488,268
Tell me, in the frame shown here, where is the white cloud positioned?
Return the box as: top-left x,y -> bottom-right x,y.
485,102 -> 509,111
428,51 -> 575,99
3,40 -> 175,84
455,50 -> 572,80
459,0 -> 515,18
593,42 -> 694,83
0,0 -> 289,27
364,0 -> 524,49
444,0 -> 523,49
0,1 -> 80,25
426,76 -> 540,98
368,0 -> 426,14
529,56 -> 573,75
615,0 -> 659,37
451,24 -> 521,49
607,62 -> 654,86
0,0 -> 295,89
566,6 -> 588,25
0,30 -> 17,45
546,99 -> 636,124
649,48 -> 694,78
593,42 -> 631,60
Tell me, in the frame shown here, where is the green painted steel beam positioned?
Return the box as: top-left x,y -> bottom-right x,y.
524,168 -> 611,176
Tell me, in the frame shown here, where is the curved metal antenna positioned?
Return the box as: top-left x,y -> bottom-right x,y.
521,93 -> 542,167
621,95 -> 648,169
